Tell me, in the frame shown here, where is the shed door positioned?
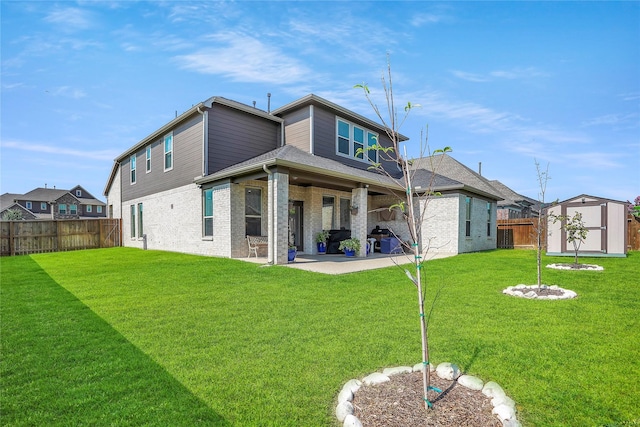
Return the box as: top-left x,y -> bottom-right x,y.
562,202 -> 606,254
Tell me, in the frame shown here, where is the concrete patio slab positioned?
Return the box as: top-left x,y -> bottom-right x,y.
243,252 -> 456,275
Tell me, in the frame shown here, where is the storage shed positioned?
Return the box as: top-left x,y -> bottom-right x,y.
546,194 -> 628,258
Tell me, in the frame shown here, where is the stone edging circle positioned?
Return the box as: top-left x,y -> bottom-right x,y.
546,263 -> 603,271
335,362 -> 521,427
503,284 -> 577,300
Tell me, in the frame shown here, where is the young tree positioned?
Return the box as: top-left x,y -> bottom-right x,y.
1,209 -> 24,221
355,57 -> 450,410
533,160 -> 550,289
550,211 -> 589,266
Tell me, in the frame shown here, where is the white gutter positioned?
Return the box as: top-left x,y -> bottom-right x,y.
309,104 -> 314,154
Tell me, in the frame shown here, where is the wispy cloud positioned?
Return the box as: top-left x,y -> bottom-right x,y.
46,86 -> 86,99
490,67 -> 549,79
451,67 -> 549,82
563,152 -> 624,169
2,141 -> 117,161
410,5 -> 454,27
620,91 -> 640,101
582,113 -> 638,127
44,7 -> 94,31
174,32 -> 313,84
450,70 -> 491,83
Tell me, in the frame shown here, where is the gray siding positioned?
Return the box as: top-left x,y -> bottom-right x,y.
281,106 -> 311,152
207,104 -> 280,174
312,107 -> 400,173
122,114 -> 204,202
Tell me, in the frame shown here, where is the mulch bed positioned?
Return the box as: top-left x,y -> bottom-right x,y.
526,287 -> 564,297
352,371 -> 502,426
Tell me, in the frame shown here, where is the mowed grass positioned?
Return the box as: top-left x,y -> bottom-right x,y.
1,248 -> 638,426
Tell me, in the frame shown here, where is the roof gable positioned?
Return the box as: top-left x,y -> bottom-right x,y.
272,94 -> 409,141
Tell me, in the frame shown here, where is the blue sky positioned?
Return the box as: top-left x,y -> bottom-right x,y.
2,1 -> 639,203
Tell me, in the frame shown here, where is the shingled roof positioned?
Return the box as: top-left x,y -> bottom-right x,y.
489,180 -> 538,209
410,154 -> 503,200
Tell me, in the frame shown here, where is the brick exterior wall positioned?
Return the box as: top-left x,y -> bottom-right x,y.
420,194 -> 461,254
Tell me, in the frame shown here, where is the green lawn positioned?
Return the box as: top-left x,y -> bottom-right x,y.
1,248 -> 638,426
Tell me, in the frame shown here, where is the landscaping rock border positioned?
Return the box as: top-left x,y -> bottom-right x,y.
503,284 -> 577,300
546,263 -> 603,271
336,362 -> 520,427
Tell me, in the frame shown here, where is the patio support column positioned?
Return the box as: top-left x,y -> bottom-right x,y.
352,186 -> 368,257
268,168 -> 289,265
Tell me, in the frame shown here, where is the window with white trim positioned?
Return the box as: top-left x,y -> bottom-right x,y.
486,202 -> 492,236
465,197 -> 472,237
130,205 -> 136,238
76,189 -> 82,197
97,206 -> 103,214
26,201 -> 32,210
322,196 -> 335,230
86,205 -> 92,213
203,188 -> 214,237
59,204 -> 67,215
336,118 -> 378,164
146,146 -> 151,172
130,154 -> 137,184
41,202 -> 47,210
70,204 -> 77,215
164,133 -> 173,171
137,203 -> 143,237
245,188 -> 262,236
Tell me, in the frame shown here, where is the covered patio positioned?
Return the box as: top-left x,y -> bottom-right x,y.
244,251 -> 456,274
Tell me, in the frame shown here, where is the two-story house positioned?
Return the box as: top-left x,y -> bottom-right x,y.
104,94 -> 502,264
1,185 -> 107,220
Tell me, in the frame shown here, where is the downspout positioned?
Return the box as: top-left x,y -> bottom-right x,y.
197,106 -> 208,176
263,164 -> 274,264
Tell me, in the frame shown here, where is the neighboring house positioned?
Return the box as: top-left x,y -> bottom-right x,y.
0,185 -> 107,220
104,94 -> 503,264
489,180 -> 539,219
0,193 -> 36,220
546,194 -> 628,257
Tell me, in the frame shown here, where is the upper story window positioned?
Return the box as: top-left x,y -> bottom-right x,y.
76,189 -> 82,197
41,202 -> 47,210
25,201 -> 32,210
86,205 -> 92,213
130,154 -> 137,184
146,146 -> 151,172
97,206 -> 103,214
336,118 -> 378,164
164,133 -> 173,171
59,204 -> 67,215
70,204 -> 77,215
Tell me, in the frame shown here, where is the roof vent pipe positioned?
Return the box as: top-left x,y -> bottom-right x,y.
267,93 -> 271,113
478,161 -> 482,176
253,101 -> 256,108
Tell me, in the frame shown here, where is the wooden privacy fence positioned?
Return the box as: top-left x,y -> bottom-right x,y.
628,216 -> 640,251
1,219 -> 121,256
497,218 -> 545,250
498,216 -> 640,252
